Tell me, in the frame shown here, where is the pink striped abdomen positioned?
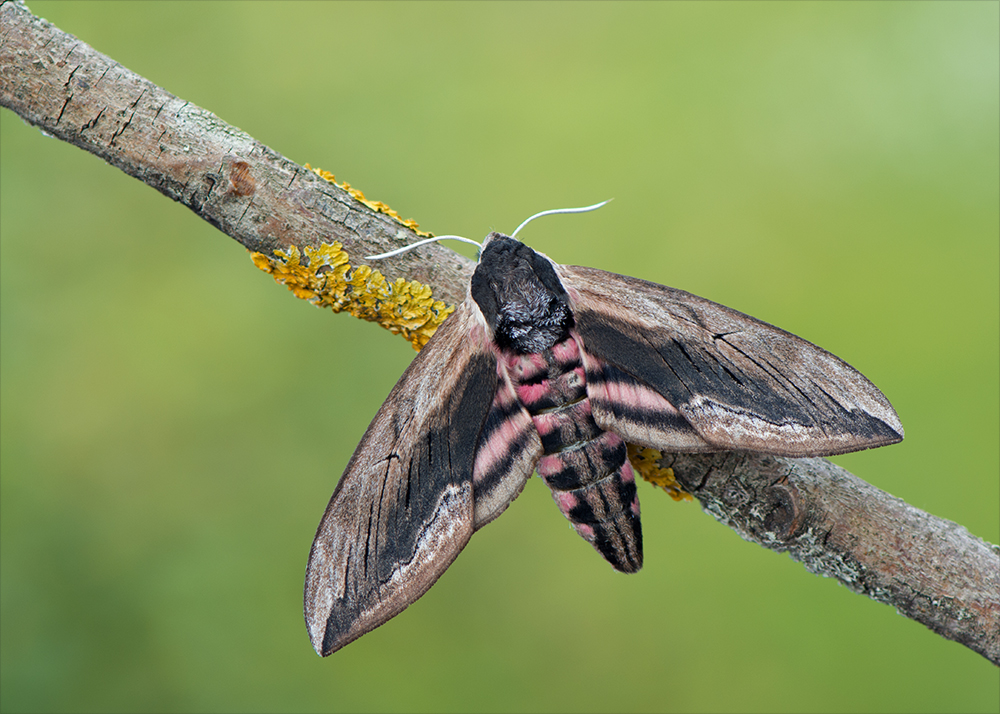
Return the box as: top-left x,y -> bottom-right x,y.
503,335 -> 642,573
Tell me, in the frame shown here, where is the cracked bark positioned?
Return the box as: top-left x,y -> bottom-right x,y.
2,0 -> 997,665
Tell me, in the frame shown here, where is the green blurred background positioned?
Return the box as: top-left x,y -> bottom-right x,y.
2,2 -> 997,712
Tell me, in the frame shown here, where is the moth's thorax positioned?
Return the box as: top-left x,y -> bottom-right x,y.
470,233 -> 573,354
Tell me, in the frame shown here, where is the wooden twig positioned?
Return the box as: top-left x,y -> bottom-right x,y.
2,0 -> 996,665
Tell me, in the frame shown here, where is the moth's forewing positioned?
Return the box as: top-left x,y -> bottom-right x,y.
559,265 -> 903,457
305,306 -> 498,656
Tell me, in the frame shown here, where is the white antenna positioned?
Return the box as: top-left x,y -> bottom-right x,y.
365,235 -> 483,261
510,199 -> 612,239
364,199 -> 612,260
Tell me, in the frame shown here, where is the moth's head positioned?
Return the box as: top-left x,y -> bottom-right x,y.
475,232 -> 559,275
471,233 -> 572,354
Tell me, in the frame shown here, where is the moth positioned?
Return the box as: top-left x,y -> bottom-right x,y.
304,203 -> 903,656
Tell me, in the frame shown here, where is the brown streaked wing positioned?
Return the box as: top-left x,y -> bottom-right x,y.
304,305 -> 498,656
559,265 -> 903,457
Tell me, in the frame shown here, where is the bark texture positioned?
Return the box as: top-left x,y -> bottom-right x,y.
2,0 -> 996,665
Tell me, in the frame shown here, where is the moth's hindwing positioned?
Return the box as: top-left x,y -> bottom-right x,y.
471,365 -> 543,528
304,306 -> 500,657
559,265 -> 903,456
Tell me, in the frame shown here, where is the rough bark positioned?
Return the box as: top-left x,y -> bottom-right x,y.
2,0 -> 997,665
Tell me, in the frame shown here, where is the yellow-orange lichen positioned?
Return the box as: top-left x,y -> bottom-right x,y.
627,444 -> 693,501
251,242 -> 453,350
304,164 -> 432,238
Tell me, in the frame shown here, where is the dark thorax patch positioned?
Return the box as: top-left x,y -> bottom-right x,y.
471,234 -> 573,354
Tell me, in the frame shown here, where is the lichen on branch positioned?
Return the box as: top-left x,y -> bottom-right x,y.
252,242 -> 454,350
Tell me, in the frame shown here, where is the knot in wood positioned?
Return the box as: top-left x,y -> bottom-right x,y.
228,160 -> 255,196
762,483 -> 801,541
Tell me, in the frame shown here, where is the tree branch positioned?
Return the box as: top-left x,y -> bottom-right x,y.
2,0 -> 996,665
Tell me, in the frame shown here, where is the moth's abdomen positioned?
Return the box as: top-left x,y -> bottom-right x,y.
504,336 -> 643,573
538,431 -> 642,573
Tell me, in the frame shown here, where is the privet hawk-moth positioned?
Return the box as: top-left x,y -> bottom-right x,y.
304,206 -> 903,656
